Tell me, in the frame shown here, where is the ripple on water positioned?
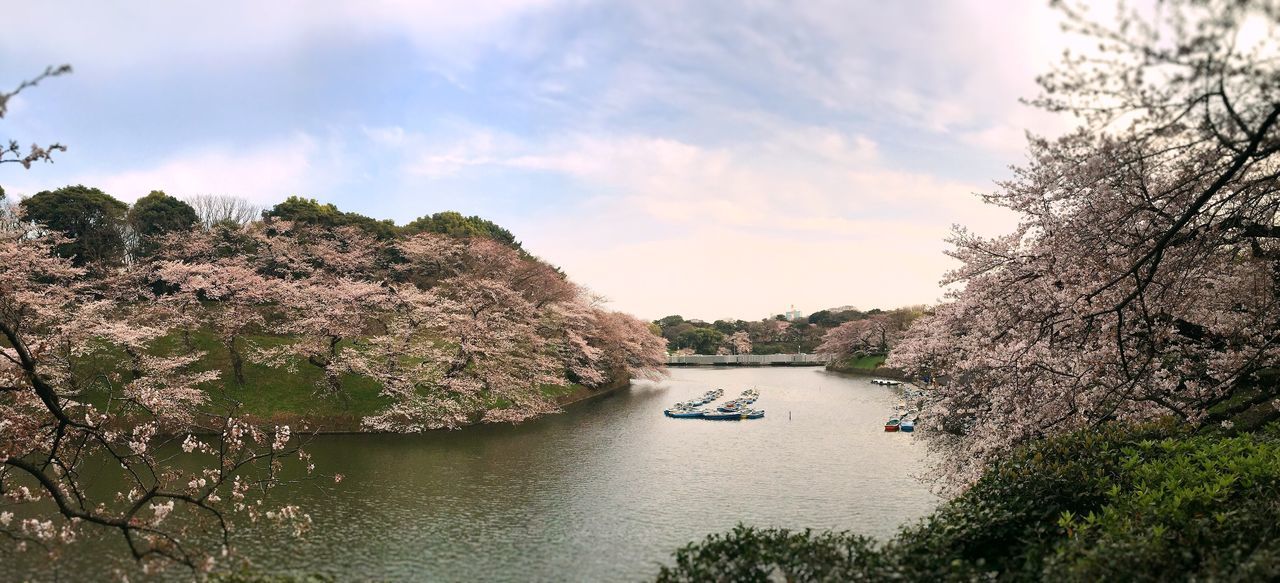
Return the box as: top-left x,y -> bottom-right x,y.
14,368 -> 938,582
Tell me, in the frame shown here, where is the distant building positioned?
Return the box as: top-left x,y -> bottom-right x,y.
827,305 -> 858,313
784,305 -> 805,321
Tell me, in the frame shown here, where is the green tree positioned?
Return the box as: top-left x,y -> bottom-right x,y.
674,328 -> 724,355
264,196 -> 398,239
712,319 -> 741,334
656,315 -> 685,328
807,310 -> 834,327
402,211 -> 522,250
129,190 -> 198,257
21,184 -> 128,266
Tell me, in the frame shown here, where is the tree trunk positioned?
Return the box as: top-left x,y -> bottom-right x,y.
308,336 -> 346,399
226,336 -> 245,386
123,347 -> 144,381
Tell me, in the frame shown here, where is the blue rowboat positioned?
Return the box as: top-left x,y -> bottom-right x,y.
700,410 -> 740,420
900,419 -> 915,432
700,408 -> 764,420
664,408 -> 706,418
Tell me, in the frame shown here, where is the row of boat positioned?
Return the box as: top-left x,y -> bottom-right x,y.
664,388 -> 765,420
673,388 -> 723,409
885,402 -> 917,433
871,378 -> 903,386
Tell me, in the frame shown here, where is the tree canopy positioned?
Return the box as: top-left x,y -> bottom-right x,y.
889,0 -> 1280,488
262,195 -> 399,240
129,190 -> 198,256
20,184 -> 128,266
402,211 -> 522,251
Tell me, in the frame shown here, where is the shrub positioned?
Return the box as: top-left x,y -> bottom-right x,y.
657,423 -> 1280,581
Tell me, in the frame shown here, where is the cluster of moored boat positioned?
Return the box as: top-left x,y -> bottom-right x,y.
663,388 -> 764,420
871,378 -> 902,386
884,401 -> 918,433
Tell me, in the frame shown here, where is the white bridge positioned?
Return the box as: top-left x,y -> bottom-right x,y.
666,353 -> 833,366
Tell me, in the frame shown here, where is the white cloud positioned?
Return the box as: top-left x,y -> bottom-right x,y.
0,0 -> 563,81
350,120 -> 1019,318
400,127 -> 525,178
5,0 -> 1094,320
7,134 -> 323,204
430,129 -> 1022,318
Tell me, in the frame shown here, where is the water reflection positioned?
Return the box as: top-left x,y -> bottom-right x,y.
15,367 -> 938,581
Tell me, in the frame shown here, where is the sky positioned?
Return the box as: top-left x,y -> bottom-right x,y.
1,1 -> 1087,321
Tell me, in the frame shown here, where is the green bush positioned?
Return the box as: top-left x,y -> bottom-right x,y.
657,423 -> 1280,581
657,525 -> 882,582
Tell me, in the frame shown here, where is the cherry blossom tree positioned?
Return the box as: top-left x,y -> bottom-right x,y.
544,292 -> 610,388
153,256 -> 275,386
590,310 -> 668,382
361,275 -> 563,430
0,220 -> 310,575
249,220 -> 383,281
395,232 -> 576,308
260,275 -> 389,397
760,319 -> 792,342
817,310 -> 919,359
250,222 -> 387,397
890,0 -> 1280,488
726,330 -> 752,355
1,59 -> 673,575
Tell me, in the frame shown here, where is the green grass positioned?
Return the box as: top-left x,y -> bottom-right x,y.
71,328 -> 584,430
540,383 -> 582,399
826,354 -> 886,373
183,331 -> 387,420
70,329 -> 389,429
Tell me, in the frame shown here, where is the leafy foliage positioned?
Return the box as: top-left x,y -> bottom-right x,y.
4,208 -> 666,571
672,327 -> 724,355
263,196 -> 399,239
889,0 -> 1280,487
659,423 -> 1280,581
658,525 -> 881,583
402,210 -> 522,251
20,184 -> 129,266
129,190 -> 198,257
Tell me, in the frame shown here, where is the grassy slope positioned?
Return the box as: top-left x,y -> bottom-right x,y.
75,329 -> 587,431
825,354 -> 887,373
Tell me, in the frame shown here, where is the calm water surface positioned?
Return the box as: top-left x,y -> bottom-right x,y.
34,367 -> 938,581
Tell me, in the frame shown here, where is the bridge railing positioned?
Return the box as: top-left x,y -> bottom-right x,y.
666,353 -> 833,366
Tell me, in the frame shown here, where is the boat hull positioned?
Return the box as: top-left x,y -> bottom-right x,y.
701,410 -> 764,420
664,409 -> 705,418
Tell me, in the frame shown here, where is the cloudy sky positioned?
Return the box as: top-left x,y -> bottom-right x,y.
1,1 -> 1084,320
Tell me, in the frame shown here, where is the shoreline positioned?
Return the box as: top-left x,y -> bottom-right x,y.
823,367 -> 909,380
822,356 -> 909,380
242,377 -> 635,435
